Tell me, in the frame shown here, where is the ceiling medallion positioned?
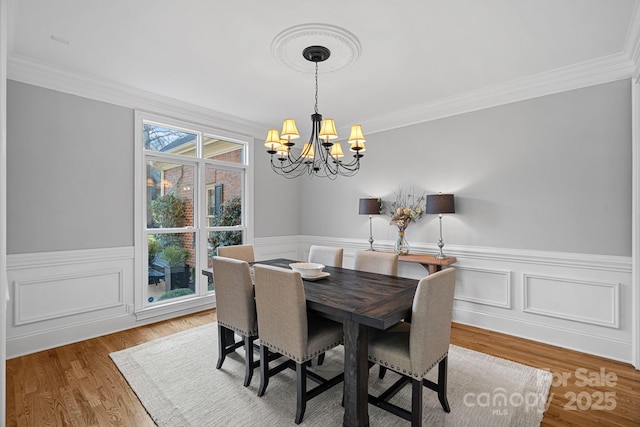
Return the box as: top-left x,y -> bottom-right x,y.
270,23 -> 361,74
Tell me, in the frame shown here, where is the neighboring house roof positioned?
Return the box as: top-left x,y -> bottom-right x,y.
161,134 -> 196,153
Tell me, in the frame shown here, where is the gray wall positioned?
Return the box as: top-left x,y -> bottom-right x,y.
253,147 -> 301,237
7,78 -> 632,257
7,81 -> 134,254
300,79 -> 632,256
7,79 -> 301,252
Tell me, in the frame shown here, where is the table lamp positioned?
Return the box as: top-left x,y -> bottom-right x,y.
426,193 -> 455,259
359,198 -> 382,251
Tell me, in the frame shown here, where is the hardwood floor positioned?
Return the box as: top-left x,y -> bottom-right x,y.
6,310 -> 214,427
450,324 -> 640,427
5,310 -> 640,426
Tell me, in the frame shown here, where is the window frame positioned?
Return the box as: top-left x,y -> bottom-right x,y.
134,111 -> 253,319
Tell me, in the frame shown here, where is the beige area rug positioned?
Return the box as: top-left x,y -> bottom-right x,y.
110,323 -> 552,426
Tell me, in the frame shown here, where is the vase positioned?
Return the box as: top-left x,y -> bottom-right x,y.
394,231 -> 410,255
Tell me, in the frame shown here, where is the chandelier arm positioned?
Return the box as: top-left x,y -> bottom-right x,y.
270,146 -> 313,176
276,146 -> 362,178
334,159 -> 362,176
336,154 -> 363,170
314,151 -> 360,177
275,158 -> 310,176
270,157 -> 310,178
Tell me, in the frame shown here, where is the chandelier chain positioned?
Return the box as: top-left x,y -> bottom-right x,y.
314,61 -> 319,114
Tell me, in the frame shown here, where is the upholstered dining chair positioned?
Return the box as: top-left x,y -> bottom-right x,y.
212,256 -> 259,387
217,244 -> 255,263
353,250 -> 399,276
253,264 -> 345,424
367,268 -> 456,426
306,244 -> 344,366
308,245 -> 344,268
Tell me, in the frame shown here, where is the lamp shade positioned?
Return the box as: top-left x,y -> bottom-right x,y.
426,194 -> 455,214
359,198 -> 381,215
319,119 -> 338,141
330,142 -> 344,159
276,144 -> 288,160
280,118 -> 300,141
348,124 -> 366,152
264,129 -> 282,151
348,124 -> 365,144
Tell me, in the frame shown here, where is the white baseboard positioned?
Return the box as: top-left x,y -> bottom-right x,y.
453,307 -> 631,364
6,303 -> 215,359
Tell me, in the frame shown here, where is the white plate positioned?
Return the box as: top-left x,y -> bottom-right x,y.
302,272 -> 331,281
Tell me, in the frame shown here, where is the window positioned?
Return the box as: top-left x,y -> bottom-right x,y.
136,113 -> 251,313
207,183 -> 223,219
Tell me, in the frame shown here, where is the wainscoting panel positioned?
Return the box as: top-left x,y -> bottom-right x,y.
6,246 -> 212,358
6,247 -> 137,358
254,235 -> 301,262
455,267 -> 512,309
523,274 -> 619,328
14,269 -> 124,326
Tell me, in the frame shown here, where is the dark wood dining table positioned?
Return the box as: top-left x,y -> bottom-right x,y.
255,258 -> 419,427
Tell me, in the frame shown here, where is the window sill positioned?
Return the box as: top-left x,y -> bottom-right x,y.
135,294 -> 215,321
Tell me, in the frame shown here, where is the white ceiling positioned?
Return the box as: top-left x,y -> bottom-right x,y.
7,0 -> 640,139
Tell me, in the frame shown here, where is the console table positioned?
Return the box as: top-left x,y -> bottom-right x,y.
392,253 -> 457,274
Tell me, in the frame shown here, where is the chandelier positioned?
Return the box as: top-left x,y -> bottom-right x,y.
265,45 -> 366,179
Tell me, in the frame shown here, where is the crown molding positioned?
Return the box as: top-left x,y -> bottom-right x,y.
362,52 -> 635,135
7,54 -> 265,138
624,0 -> 640,80
7,51 -> 636,139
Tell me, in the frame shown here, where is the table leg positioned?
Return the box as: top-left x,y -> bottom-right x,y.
342,319 -> 369,427
425,264 -> 440,275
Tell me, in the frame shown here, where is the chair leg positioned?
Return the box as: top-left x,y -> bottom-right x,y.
258,344 -> 269,397
317,352 -> 325,366
295,362 -> 307,424
379,366 -> 387,379
437,357 -> 450,412
243,335 -> 255,387
216,325 -> 227,369
411,378 -> 423,427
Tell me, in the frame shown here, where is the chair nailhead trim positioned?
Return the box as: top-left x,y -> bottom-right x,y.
260,339 -> 342,363
218,321 -> 258,337
368,352 -> 448,380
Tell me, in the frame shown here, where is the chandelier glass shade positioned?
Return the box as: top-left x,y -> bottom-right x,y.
265,45 -> 366,179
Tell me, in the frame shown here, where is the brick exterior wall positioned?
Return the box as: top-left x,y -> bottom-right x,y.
161,148 -> 243,267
